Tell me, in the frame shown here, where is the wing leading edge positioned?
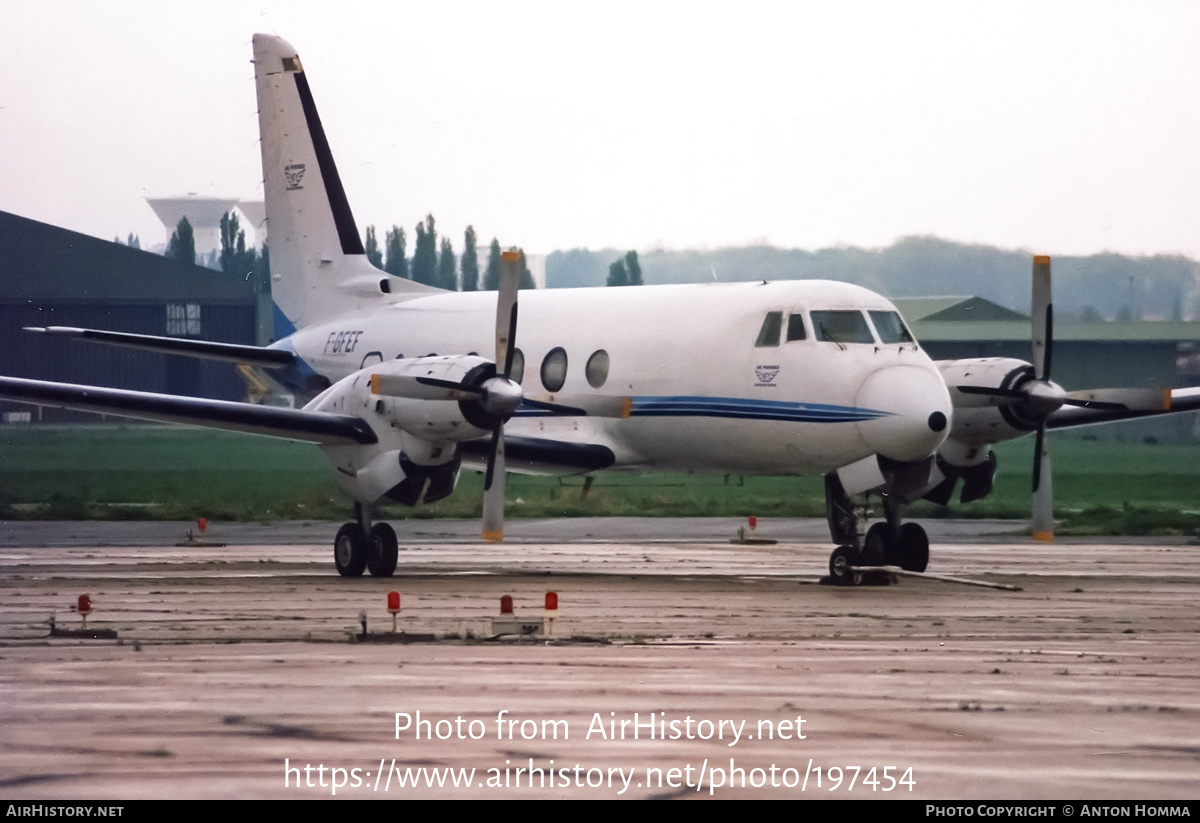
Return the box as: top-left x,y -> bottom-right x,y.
1047,387 -> 1200,430
0,376 -> 375,446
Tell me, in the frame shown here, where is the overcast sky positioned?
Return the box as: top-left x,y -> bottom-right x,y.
1,1 -> 1198,259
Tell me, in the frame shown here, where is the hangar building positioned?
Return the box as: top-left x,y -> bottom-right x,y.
0,209 -> 268,421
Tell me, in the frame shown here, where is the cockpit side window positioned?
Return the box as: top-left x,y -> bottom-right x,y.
755,312 -> 782,347
811,310 -> 875,344
785,313 -> 807,342
869,310 -> 915,344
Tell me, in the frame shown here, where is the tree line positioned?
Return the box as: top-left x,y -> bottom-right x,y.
132,213 -> 654,295
364,215 -> 534,291
546,237 -> 1200,320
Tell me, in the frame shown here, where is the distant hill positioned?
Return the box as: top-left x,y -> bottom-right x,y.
546,236 -> 1200,321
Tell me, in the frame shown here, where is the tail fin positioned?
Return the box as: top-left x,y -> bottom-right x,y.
252,34 -> 439,336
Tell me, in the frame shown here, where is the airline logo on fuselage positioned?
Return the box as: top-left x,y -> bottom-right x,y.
284,164 -> 306,190
755,365 -> 780,387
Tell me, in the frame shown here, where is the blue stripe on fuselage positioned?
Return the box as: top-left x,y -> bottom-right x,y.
514,395 -> 890,423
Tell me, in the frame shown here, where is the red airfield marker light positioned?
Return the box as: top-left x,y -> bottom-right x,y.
490,594 -> 547,638
387,591 -> 401,633
544,592 -> 558,636
77,594 -> 92,628
732,514 -> 775,545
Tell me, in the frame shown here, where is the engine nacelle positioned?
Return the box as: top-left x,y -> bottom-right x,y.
927,357 -> 1053,506
936,357 -> 1062,446
306,355 -> 497,505
307,354 -> 498,443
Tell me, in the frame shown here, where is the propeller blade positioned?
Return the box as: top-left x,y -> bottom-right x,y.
481,251 -> 522,542
520,396 -> 634,418
1061,388 -> 1170,412
481,423 -> 506,542
1032,255 -> 1053,381
954,385 -> 1028,405
1031,425 -> 1054,541
1031,425 -> 1044,494
496,251 -> 521,378
370,374 -> 480,401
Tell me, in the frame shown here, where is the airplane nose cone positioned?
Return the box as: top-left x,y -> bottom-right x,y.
855,365 -> 952,462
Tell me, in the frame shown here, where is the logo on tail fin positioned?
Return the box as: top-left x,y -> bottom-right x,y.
284,164 -> 306,190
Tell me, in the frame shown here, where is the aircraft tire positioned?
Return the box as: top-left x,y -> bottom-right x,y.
899,523 -> 929,573
828,544 -> 858,586
367,522 -> 399,577
334,523 -> 368,577
863,523 -> 890,566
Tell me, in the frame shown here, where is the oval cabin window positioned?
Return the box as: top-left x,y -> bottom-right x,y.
540,347 -> 568,392
585,350 -> 609,388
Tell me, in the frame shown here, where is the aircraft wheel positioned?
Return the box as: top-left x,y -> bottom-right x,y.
828,544 -> 859,586
334,523 -> 368,577
898,523 -> 929,573
367,522 -> 399,577
863,523 -> 891,566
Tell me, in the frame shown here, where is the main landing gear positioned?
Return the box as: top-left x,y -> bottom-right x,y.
334,502 -> 399,578
824,473 -> 929,586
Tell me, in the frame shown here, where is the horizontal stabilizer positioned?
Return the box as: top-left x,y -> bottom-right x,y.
0,376 -> 376,446
24,327 -> 295,368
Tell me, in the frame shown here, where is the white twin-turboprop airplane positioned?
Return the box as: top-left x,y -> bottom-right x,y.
4,34 -> 1199,583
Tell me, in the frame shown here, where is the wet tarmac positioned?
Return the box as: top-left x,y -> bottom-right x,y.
1,518 -> 1198,799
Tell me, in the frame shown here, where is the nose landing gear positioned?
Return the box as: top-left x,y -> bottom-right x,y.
824,473 -> 929,586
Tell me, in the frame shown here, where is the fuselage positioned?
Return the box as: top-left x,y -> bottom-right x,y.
277,279 -> 952,477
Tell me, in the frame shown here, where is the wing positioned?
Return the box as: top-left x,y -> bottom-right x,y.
458,435 -> 617,474
23,326 -> 296,368
0,376 -> 375,446
1047,386 -> 1200,430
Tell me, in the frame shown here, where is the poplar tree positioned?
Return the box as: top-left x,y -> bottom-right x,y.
411,214 -> 438,286
220,212 -> 254,275
364,226 -> 384,269
167,217 -> 196,265
461,226 -> 479,291
385,225 -> 407,278
625,250 -> 643,286
482,237 -> 502,290
437,236 -> 458,291
517,250 -> 536,290
607,258 -> 629,287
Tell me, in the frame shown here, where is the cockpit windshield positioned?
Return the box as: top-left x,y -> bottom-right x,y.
754,308 -> 916,348
869,310 -> 915,344
811,310 -> 875,344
